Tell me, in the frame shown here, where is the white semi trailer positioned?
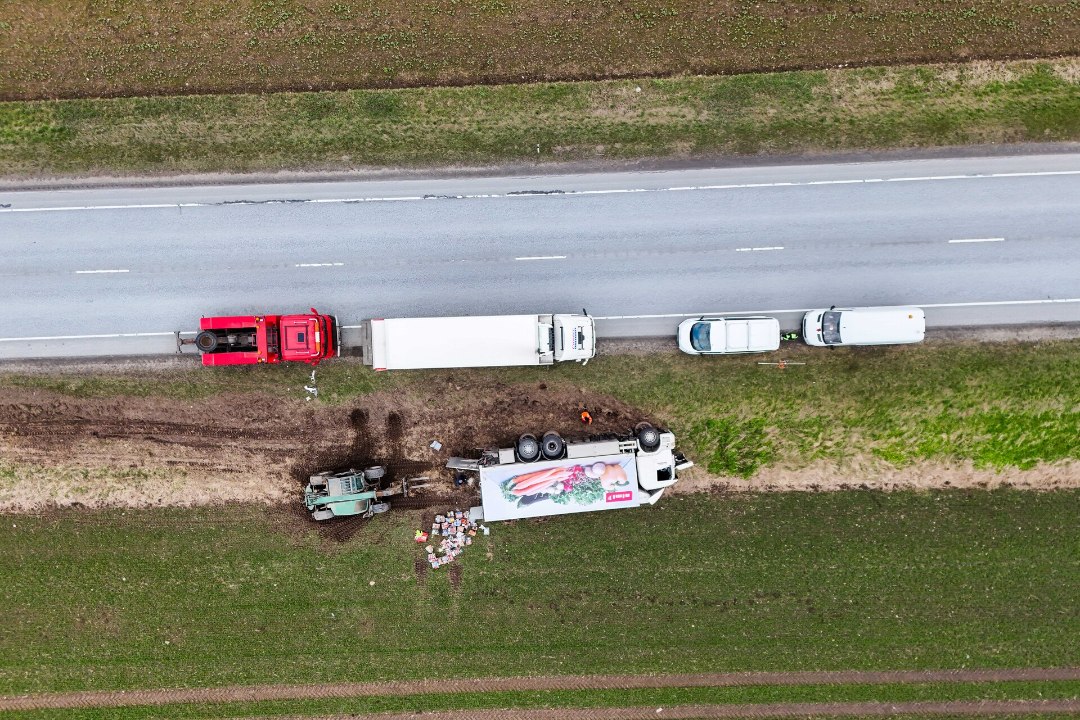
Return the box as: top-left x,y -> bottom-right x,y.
448,424 -> 693,522
360,313 -> 595,370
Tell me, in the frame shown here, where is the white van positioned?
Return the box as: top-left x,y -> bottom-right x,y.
678,316 -> 781,355
802,306 -> 925,347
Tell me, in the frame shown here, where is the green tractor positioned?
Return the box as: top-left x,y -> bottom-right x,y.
304,466 -> 418,521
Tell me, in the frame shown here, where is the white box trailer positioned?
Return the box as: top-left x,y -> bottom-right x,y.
360,314 -> 595,370
447,424 -> 693,522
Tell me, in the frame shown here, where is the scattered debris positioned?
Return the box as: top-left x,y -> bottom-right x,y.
425,510 -> 482,569
430,440 -> 443,451
414,529 -> 428,543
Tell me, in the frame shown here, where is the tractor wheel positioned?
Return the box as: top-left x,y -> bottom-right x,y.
311,509 -> 335,521
541,431 -> 565,460
370,502 -> 391,514
516,434 -> 540,462
194,331 -> 219,352
364,466 -> 386,480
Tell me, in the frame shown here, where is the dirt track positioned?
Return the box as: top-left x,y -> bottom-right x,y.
2,668 -> 1077,712
261,700 -> 1080,719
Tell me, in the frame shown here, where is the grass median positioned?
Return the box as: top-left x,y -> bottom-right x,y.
0,490 -> 1077,697
1,57 -> 1079,178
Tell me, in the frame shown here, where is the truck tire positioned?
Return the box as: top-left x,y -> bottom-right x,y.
635,423 -> 662,452
516,434 -> 540,462
364,466 -> 386,480
541,431 -> 565,460
194,330 -> 219,353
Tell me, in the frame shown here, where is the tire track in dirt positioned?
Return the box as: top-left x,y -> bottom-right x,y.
259,699 -> 1080,719
2,668 -> 1077,712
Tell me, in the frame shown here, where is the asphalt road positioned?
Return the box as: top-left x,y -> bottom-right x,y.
2,153 -> 1079,359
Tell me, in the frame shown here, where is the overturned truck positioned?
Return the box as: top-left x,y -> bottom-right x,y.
448,424 -> 692,522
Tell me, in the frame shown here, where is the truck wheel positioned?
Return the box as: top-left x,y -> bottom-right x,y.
516,434 -> 540,462
541,431 -> 565,460
364,466 -> 386,480
635,423 -> 662,452
194,331 -> 219,353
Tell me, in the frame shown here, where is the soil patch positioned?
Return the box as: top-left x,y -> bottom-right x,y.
0,381 -> 650,514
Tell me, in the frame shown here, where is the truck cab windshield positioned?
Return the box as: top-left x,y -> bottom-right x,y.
821,311 -> 842,344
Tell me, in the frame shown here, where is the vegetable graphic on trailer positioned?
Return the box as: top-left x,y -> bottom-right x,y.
480,455 -> 640,521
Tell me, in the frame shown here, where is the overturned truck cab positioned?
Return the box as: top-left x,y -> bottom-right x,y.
448,424 -> 693,522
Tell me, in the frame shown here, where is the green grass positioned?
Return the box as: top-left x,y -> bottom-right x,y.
1,0 -> 1077,102
1,58 -> 1078,178
0,491 -> 1077,697
4,682 -> 1079,719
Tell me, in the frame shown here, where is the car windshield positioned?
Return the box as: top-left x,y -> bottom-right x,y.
690,322 -> 711,351
822,311 -> 842,344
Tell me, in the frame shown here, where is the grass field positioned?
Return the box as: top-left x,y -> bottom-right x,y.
1,0 -> 1078,101
0,490 -> 1077,704
1,57 -> 1078,178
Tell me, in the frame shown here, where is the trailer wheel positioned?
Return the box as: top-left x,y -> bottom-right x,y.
364,466 -> 386,480
635,423 -> 662,452
541,431 -> 565,460
516,434 -> 540,462
194,331 -> 219,353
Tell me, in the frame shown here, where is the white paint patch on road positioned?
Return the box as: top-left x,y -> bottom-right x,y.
74,269 -> 129,274
5,170 -> 1080,214
734,246 -> 784,252
948,237 -> 1005,244
515,255 -> 567,261
295,262 -> 345,267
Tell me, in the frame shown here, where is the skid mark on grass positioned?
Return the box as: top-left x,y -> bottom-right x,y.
2,668 -> 1078,711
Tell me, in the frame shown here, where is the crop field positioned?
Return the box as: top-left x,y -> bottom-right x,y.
1,0 -> 1078,101
1,57 -> 1079,178
0,489 -> 1077,716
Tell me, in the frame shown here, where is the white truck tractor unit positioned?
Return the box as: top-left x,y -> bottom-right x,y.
360,313 -> 596,370
448,424 -> 693,522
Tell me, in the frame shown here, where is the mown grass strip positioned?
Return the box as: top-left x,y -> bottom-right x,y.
0,491 -> 1076,695
1,0 -> 1078,101
1,58 -> 1078,179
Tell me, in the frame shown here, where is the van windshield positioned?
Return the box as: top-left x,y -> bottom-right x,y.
821,311 -> 842,344
690,322 -> 711,352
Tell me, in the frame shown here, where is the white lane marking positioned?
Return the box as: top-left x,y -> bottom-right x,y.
74,269 -> 129,274
594,297 -> 1080,320
735,246 -> 784,252
948,237 -> 1005,244
295,262 -> 344,267
1,297 -> 1077,343
0,331 -> 175,342
3,170 -> 1079,213
515,255 -> 566,261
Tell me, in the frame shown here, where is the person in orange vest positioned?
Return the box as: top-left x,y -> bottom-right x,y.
580,406 -> 593,425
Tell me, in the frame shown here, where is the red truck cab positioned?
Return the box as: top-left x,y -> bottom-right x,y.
195,309 -> 338,366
